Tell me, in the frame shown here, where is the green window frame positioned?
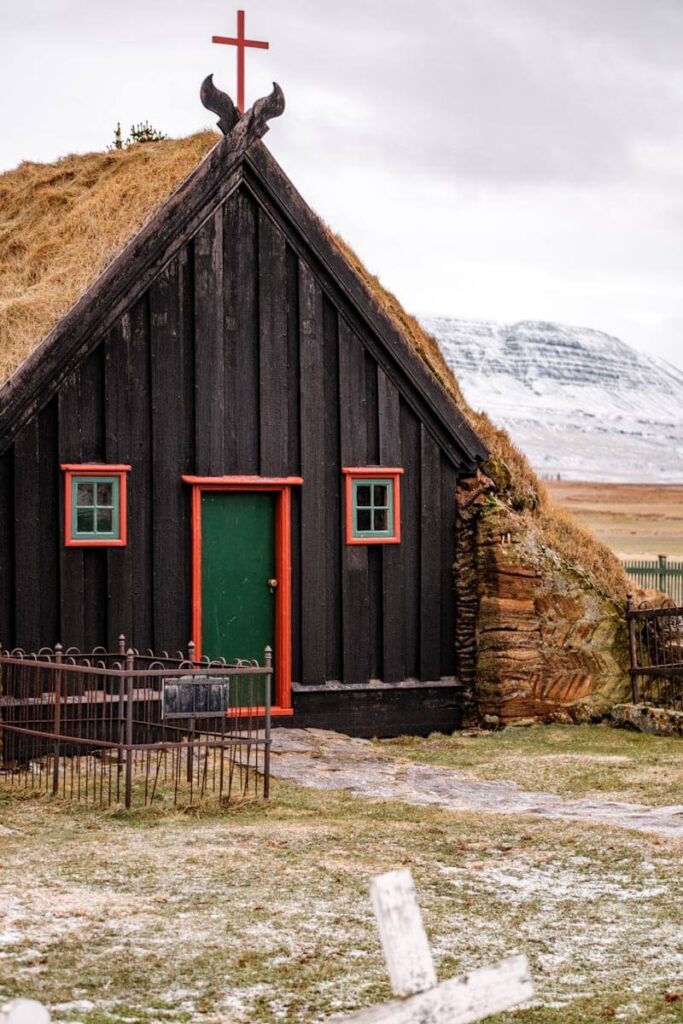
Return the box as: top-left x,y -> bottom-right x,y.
352,478 -> 395,539
71,476 -> 121,541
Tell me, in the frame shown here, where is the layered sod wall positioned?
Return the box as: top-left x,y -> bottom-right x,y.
456,476 -> 631,725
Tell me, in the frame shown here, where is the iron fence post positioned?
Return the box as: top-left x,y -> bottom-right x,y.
658,554 -> 667,594
263,645 -> 272,799
626,593 -> 639,703
52,643 -> 63,796
125,649 -> 134,809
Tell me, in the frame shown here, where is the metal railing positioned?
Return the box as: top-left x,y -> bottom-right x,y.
626,595 -> 683,710
623,555 -> 683,604
0,637 -> 273,809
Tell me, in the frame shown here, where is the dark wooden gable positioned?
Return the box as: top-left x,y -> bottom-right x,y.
0,109 -> 488,691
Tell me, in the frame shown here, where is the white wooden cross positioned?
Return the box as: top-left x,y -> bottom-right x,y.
0,1001 -> 50,1024
336,869 -> 534,1024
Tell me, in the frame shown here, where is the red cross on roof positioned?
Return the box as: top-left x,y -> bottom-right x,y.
212,9 -> 270,115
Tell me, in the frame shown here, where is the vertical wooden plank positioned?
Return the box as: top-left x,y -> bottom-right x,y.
339,318 -> 370,685
367,545 -> 383,680
323,297 -> 343,681
299,262 -> 327,684
194,209 -> 224,475
0,449 -> 15,647
286,247 -> 302,680
223,188 -> 259,473
58,369 -> 85,647
105,316 -> 133,645
258,210 -> 288,475
365,351 -> 380,464
339,319 -> 368,463
128,294 -> 154,650
286,245 -> 301,475
440,457 -> 459,677
80,346 -> 106,463
79,346 -> 108,648
378,368 -> 405,682
151,254 -> 192,653
38,399 -> 60,645
420,425 -> 441,681
13,420 -> 41,651
400,401 -> 420,679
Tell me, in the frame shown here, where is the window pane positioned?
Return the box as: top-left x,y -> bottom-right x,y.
97,482 -> 114,506
356,508 -> 372,532
356,485 -> 372,507
76,508 -> 95,534
373,509 -> 388,531
76,482 -> 94,507
96,509 -> 114,533
373,484 -> 388,507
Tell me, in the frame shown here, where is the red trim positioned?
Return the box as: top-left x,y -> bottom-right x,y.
342,467 -> 403,546
182,475 -> 303,486
61,464 -> 132,472
62,465 -> 131,548
185,475 -> 302,714
226,706 -> 293,718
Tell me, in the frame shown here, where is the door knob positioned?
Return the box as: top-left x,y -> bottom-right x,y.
268,578 -> 278,593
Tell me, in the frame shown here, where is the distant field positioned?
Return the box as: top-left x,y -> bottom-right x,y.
546,481 -> 683,559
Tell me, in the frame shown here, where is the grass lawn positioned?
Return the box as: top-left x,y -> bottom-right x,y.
0,726 -> 682,1024
379,723 -> 683,807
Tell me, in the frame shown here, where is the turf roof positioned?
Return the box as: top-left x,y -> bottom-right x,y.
0,132 -> 629,600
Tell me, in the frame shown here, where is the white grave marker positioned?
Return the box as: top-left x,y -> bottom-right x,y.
0,1001 -> 50,1024
336,869 -> 534,1024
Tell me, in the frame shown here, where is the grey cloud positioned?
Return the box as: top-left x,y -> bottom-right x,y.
268,0 -> 683,186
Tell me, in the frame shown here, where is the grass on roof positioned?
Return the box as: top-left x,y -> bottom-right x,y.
0,133 -> 629,603
0,132 -> 218,385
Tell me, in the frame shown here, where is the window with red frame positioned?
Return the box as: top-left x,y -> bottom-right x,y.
342,468 -> 403,545
62,465 -> 130,547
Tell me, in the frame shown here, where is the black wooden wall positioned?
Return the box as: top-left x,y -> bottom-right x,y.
0,181 -> 464,686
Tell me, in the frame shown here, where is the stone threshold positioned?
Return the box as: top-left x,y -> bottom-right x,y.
292,678 -> 463,693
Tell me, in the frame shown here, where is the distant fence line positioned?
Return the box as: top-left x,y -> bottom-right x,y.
623,555 -> 683,604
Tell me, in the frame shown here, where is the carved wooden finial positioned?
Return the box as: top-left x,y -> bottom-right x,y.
200,76 -> 285,140
200,75 -> 239,135
250,82 -> 285,136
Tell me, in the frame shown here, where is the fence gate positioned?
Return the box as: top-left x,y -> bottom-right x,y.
627,595 -> 683,710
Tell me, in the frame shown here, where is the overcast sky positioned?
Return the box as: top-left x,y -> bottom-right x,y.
2,0 -> 682,366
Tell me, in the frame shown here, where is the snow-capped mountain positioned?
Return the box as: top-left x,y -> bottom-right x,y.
422,317 -> 683,482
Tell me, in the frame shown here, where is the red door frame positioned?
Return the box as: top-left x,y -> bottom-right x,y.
182,475 -> 303,716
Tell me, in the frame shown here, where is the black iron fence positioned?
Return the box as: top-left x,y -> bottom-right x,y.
626,595 -> 683,710
0,638 -> 273,809
623,555 -> 683,604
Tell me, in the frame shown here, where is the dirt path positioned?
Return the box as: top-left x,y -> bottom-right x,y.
270,729 -> 683,839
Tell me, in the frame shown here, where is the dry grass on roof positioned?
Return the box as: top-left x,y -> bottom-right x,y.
0,131 -> 218,385
331,232 -> 630,603
0,131 -> 628,603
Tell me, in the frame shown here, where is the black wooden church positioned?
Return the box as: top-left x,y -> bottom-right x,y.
0,79 -> 488,736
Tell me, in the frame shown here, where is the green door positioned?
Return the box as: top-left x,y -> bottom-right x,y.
201,492 -> 275,693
